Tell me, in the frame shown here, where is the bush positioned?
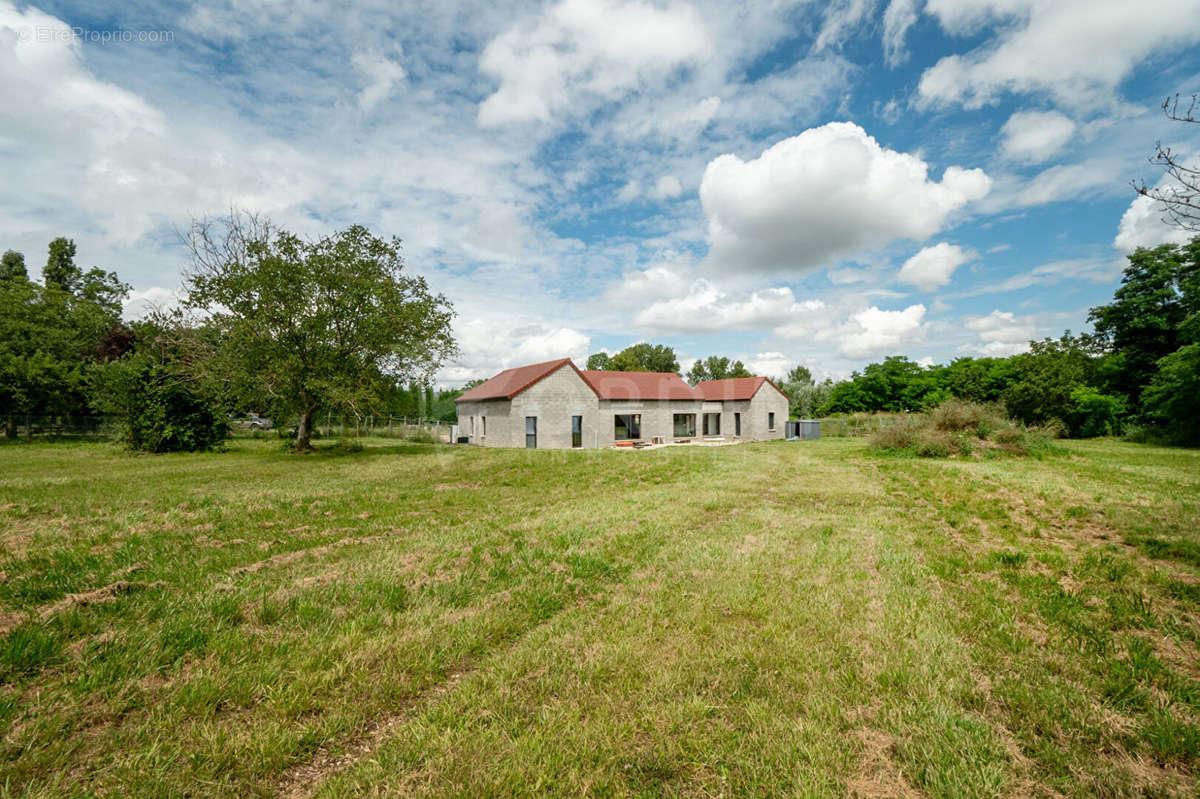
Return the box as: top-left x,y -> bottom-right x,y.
1066,386 -> 1126,437
870,399 -> 1061,458
95,360 -> 227,452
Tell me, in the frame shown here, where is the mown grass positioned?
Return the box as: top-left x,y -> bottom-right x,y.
0,436 -> 1197,797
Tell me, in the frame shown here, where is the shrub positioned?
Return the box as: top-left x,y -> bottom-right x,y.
870,399 -> 1062,459
95,360 -> 227,453
1066,386 -> 1126,437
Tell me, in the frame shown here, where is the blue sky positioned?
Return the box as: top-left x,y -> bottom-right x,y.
2,0 -> 1200,384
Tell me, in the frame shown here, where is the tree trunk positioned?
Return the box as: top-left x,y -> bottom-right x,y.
295,408 -> 314,452
4,414 -> 15,439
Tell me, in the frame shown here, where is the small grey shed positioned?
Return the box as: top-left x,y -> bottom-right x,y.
786,420 -> 821,440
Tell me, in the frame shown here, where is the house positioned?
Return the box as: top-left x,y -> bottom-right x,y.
454,358 -> 789,449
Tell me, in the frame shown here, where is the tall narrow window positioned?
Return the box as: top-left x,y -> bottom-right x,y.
481,416 -> 486,437
768,412 -> 775,431
525,416 -> 537,448
571,416 -> 582,448
734,413 -> 741,436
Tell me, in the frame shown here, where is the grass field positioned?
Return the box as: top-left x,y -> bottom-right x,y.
1,437 -> 1198,798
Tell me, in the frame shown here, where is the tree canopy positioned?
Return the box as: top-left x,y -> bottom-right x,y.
686,355 -> 751,384
183,213 -> 456,451
590,342 -> 679,373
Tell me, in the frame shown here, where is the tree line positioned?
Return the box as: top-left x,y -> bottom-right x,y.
1,212 -> 457,452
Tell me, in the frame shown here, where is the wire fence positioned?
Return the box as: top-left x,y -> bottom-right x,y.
1,414 -> 454,443
812,414 -> 908,438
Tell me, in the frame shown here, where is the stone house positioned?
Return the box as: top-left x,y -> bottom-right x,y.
454,358 -> 789,449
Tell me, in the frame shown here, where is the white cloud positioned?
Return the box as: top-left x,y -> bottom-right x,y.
1115,182 -> 1199,253
964,309 -> 1035,356
352,51 -> 406,112
745,351 -> 793,378
898,242 -> 975,291
835,304 -> 928,358
651,175 -> 683,200
919,0 -> 1200,109
699,122 -> 990,273
881,0 -> 918,66
123,286 -> 184,319
443,318 -> 590,383
813,0 -> 877,52
1000,110 -> 1076,163
476,0 -> 711,127
635,280 -> 824,334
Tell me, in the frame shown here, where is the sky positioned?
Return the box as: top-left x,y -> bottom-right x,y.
2,0 -> 1200,385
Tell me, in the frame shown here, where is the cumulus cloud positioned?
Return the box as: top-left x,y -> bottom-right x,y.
964,309 -> 1035,356
918,0 -> 1200,109
1115,184 -> 1199,253
835,304 -> 928,358
476,0 -> 711,127
352,51 -> 406,112
635,280 -> 824,334
1000,110 -> 1076,163
898,242 -> 975,291
699,122 -> 990,273
745,352 -> 793,379
443,318 -> 590,383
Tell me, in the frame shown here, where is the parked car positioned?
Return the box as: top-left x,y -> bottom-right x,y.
232,413 -> 273,430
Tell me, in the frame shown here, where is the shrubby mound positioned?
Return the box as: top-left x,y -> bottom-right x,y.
870,399 -> 1062,458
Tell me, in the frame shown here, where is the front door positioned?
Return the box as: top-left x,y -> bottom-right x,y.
525,416 -> 537,448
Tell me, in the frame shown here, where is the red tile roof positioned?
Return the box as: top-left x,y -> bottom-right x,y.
456,358 -> 574,401
580,370 -> 697,401
693,377 -> 788,401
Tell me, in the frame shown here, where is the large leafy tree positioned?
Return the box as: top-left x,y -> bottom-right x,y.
606,342 -> 679,373
1,250 -> 26,280
585,352 -> 611,370
685,355 -> 751,384
184,213 -> 456,451
1088,240 -> 1200,409
0,238 -> 129,436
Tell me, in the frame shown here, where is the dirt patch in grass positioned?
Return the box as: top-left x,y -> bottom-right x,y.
844,728 -> 921,798
230,536 -> 383,575
276,668 -> 470,799
38,580 -> 167,621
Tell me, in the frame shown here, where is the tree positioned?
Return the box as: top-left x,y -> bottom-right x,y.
1140,343 -> 1200,444
785,364 -> 813,385
43,237 -> 79,291
1136,94 -> 1200,232
184,212 -> 456,451
1002,334 -> 1098,426
1088,240 -> 1200,408
686,355 -> 751,383
1,250 -> 26,281
607,342 -> 679,373
586,352 -> 612,370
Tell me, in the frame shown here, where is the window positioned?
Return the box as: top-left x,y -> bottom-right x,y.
614,414 -> 641,440
571,415 -> 582,448
672,413 -> 696,437
703,413 -> 720,436
768,412 -> 775,431
734,413 -> 741,436
481,416 -> 486,436
525,416 -> 537,449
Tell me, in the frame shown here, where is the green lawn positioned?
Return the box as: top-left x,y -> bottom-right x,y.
1,437 -> 1198,798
